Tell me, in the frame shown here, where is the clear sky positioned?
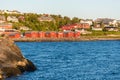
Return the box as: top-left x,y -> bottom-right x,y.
0,0 -> 120,19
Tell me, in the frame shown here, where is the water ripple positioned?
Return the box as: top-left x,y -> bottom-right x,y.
6,40 -> 120,80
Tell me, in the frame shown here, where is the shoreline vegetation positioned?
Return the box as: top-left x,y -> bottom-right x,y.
13,35 -> 120,42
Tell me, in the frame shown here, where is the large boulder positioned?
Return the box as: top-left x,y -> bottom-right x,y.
0,37 -> 36,79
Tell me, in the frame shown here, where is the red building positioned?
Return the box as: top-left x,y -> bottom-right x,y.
45,32 -> 50,38
24,32 -> 31,38
60,24 -> 77,31
9,32 -> 21,38
63,31 -> 74,38
50,32 -> 57,38
45,32 -> 57,38
60,23 -> 90,31
0,23 -> 13,29
38,31 -> 45,38
77,23 -> 90,29
31,31 -> 39,38
57,32 -> 63,38
24,31 -> 81,39
74,32 -> 80,38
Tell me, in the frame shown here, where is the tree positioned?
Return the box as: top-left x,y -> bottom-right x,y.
71,17 -> 80,24
13,22 -> 23,30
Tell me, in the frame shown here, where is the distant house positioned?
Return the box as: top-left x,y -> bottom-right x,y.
60,23 -> 90,31
20,26 -> 32,31
60,24 -> 77,31
0,23 -> 13,29
77,23 -> 90,29
0,15 -> 6,23
80,19 -> 93,25
7,16 -> 18,22
109,20 -> 119,27
92,27 -> 102,31
38,14 -> 54,22
0,23 -> 16,35
92,24 -> 102,31
104,26 -> 118,31
0,10 -> 21,14
116,20 -> 120,23
18,16 -> 25,21
94,18 -> 114,27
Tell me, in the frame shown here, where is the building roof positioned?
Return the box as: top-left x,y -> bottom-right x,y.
38,14 -> 54,22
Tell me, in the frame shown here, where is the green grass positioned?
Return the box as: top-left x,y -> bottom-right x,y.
85,31 -> 120,35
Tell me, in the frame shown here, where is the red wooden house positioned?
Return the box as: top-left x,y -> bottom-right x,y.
74,32 -> 80,38
45,32 -> 57,38
0,23 -> 13,29
38,31 -> 45,38
63,31 -> 74,38
60,23 -> 90,31
50,32 -> 57,38
45,32 -> 50,38
60,24 -> 77,31
24,32 -> 31,38
57,32 -> 63,38
77,23 -> 90,29
9,32 -> 21,38
31,31 -> 39,38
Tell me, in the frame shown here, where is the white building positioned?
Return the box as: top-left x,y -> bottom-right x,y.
80,19 -> 93,25
109,20 -> 118,27
7,16 -> 18,22
0,10 -> 21,14
92,27 -> 102,31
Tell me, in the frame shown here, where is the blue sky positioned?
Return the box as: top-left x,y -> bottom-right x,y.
0,0 -> 120,19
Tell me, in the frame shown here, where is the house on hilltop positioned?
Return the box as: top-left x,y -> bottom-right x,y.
0,15 -> 6,23
38,14 -> 54,22
18,16 -> 25,21
20,26 -> 32,31
0,23 -> 13,29
7,16 -> 18,22
0,10 -> 21,14
94,18 -> 114,27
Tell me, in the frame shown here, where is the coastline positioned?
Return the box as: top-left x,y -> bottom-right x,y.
12,36 -> 120,42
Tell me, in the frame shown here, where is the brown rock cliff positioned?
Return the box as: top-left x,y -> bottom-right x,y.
0,37 -> 36,79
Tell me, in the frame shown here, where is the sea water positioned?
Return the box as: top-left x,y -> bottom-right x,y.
7,40 -> 120,80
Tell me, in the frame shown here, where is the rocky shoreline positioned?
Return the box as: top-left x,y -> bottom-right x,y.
12,36 -> 120,42
0,37 -> 36,80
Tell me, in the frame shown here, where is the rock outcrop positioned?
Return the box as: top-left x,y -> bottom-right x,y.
0,37 -> 36,79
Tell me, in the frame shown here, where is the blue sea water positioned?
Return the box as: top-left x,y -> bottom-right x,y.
6,40 -> 120,80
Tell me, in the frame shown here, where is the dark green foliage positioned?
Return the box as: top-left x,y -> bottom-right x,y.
71,17 -> 80,24
0,13 -> 81,31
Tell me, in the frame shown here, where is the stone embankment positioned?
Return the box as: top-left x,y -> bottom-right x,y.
12,37 -> 120,42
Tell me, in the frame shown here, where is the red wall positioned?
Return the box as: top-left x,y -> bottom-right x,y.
9,32 -> 21,38
74,32 -> 80,38
63,32 -> 74,38
57,32 -> 63,38
38,32 -> 45,38
45,32 -> 57,38
18,31 -> 81,39
50,32 -> 57,38
25,32 -> 31,38
31,31 -> 39,38
45,32 -> 50,38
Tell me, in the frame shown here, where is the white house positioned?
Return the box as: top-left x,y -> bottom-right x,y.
109,20 -> 118,27
80,19 -> 93,25
7,16 -> 18,22
92,27 -> 102,31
